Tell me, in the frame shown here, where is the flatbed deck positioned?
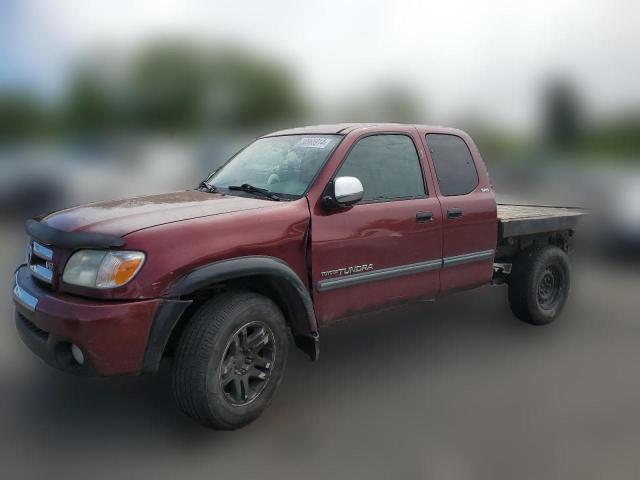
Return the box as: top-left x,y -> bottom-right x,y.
497,204 -> 586,239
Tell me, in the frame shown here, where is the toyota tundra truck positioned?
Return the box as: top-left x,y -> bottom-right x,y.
12,124 -> 584,429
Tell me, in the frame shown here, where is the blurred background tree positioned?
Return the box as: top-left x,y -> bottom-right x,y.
126,42 -> 209,131
0,38 -> 638,163
123,41 -> 307,133
64,70 -> 115,135
543,79 -> 583,150
0,93 -> 48,141
580,114 -> 640,158
1,40 -> 308,139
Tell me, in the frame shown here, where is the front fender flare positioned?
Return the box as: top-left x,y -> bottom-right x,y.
144,256 -> 319,371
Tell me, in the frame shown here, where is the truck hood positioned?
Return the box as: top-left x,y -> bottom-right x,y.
43,190 -> 277,237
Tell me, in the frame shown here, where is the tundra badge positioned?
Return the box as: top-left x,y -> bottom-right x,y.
321,264 -> 374,278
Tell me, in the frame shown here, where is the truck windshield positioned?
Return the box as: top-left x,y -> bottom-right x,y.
206,135 -> 342,198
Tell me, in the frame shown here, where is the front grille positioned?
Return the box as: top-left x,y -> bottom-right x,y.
27,240 -> 54,288
17,312 -> 49,340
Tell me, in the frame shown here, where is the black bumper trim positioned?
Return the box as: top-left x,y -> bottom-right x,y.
15,309 -> 98,376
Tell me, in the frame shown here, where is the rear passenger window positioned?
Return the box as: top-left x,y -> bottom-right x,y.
336,134 -> 425,202
426,134 -> 479,196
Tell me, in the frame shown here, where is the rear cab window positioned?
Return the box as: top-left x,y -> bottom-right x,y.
426,134 -> 479,196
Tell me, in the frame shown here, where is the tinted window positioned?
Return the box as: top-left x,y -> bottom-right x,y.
336,135 -> 425,202
426,134 -> 479,196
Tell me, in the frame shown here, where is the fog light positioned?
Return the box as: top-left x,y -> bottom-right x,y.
71,344 -> 85,365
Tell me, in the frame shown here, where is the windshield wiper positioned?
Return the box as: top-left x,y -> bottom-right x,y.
197,180 -> 218,193
227,183 -> 281,201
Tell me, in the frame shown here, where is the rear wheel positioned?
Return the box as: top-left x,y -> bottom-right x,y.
172,291 -> 288,430
508,245 -> 570,325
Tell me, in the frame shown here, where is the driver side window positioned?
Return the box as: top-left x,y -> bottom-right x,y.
336,134 -> 426,202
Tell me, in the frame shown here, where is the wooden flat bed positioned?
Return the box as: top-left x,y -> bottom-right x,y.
497,204 -> 586,239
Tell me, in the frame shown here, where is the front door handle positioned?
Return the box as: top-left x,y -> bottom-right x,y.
416,211 -> 433,223
447,208 -> 463,219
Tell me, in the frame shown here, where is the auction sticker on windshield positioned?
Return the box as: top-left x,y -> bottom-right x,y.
296,137 -> 332,148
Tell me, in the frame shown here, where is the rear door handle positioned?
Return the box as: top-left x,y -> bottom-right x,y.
416,211 -> 433,223
447,208 -> 463,219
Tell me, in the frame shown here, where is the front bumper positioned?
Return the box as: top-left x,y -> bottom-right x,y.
13,265 -> 163,376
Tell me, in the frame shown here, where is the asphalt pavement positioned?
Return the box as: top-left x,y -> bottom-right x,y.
1,223 -> 639,480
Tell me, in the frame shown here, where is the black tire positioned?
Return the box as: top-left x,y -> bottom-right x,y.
172,291 -> 289,430
508,245 -> 571,325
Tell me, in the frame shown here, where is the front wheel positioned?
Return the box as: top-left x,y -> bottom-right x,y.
508,245 -> 571,325
172,291 -> 289,430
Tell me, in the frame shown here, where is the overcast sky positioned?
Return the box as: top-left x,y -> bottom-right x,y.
1,0 -> 639,130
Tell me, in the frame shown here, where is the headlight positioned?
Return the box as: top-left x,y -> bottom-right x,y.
62,250 -> 145,289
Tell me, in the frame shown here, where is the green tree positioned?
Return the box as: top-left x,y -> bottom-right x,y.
125,41 -> 306,132
543,79 -> 582,149
64,70 -> 115,135
127,42 -> 207,131
0,93 -> 46,140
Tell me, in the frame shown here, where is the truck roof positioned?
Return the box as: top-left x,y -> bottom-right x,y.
264,123 -> 466,137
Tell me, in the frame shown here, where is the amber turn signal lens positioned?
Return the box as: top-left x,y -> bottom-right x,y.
95,251 -> 146,288
114,257 -> 144,285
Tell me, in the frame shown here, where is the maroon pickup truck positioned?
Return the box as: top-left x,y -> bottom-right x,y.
13,123 -> 584,429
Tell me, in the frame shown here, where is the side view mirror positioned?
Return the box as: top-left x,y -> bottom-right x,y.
322,176 -> 364,210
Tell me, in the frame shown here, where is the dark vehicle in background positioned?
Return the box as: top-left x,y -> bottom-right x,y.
12,124 -> 584,429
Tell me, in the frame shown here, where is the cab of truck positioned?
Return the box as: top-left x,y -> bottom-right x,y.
305,124 -> 496,323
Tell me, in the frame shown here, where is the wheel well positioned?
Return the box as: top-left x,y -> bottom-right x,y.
492,231 -> 573,285
164,274 -> 318,360
495,230 -> 573,264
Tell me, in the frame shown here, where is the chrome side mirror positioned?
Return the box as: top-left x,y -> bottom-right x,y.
323,176 -> 364,209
